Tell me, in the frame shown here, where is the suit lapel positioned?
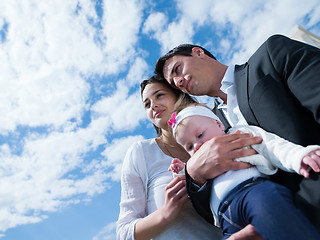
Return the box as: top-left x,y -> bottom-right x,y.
234,64 -> 259,125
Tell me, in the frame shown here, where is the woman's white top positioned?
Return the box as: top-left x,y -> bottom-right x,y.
116,138 -> 222,240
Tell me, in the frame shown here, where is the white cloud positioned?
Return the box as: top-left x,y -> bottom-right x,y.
176,0 -> 212,26
0,0 -> 150,232
0,0 -> 319,237
0,212 -> 45,233
143,12 -> 167,35
126,57 -> 150,87
91,82 -> 146,133
101,0 -> 145,74
206,0 -> 320,62
307,4 -> 320,33
93,222 -> 117,240
0,0 -> 102,134
0,0 -> 103,74
0,0 -> 149,135
0,124 -> 112,231
110,88 -> 146,131
143,11 -> 195,53
102,135 -> 145,181
150,0 -> 320,63
143,0 -> 225,53
0,68 -> 89,134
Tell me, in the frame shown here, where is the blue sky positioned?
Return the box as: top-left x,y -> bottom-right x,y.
0,0 -> 319,239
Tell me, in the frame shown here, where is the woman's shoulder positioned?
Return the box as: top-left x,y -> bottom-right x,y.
124,138 -> 158,161
127,138 -> 158,152
122,138 -> 158,177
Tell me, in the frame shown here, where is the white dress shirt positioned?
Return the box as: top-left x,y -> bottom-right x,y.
219,65 -> 248,127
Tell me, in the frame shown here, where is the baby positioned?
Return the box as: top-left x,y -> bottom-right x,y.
168,102 -> 320,239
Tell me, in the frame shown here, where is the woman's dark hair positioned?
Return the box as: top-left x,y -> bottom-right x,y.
140,75 -> 197,137
173,93 -> 201,114
140,75 -> 181,98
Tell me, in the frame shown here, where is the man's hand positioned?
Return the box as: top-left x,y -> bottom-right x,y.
186,131 -> 262,185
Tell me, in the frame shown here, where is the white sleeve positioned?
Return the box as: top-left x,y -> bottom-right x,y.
116,141 -> 148,240
234,125 -> 320,174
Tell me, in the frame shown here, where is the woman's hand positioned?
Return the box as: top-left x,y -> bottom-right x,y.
134,175 -> 189,240
186,131 -> 262,186
160,175 -> 189,222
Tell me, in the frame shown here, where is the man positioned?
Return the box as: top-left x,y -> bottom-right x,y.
155,34 -> 320,230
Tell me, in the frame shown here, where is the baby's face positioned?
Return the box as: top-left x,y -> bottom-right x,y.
175,115 -> 225,156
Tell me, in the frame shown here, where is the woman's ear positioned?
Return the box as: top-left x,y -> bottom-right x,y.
216,120 -> 225,131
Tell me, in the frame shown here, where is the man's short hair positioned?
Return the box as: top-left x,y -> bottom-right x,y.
154,44 -> 216,78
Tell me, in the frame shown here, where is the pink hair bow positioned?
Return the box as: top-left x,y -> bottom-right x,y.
168,113 -> 177,128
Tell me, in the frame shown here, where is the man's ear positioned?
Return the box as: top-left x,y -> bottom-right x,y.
192,47 -> 204,57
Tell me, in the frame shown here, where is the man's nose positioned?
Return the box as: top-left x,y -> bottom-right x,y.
173,76 -> 184,89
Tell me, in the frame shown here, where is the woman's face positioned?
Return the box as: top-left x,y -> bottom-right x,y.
142,82 -> 177,129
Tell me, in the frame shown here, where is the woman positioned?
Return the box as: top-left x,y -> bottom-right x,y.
116,75 -> 262,240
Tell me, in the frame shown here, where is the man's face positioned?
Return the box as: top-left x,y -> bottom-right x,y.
162,48 -> 213,96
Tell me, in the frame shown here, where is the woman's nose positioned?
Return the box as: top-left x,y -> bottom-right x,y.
151,101 -> 158,110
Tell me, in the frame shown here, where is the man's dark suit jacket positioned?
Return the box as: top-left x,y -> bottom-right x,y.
186,35 -> 320,228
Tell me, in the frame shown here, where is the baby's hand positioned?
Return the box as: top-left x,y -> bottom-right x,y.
168,158 -> 185,174
299,149 -> 320,178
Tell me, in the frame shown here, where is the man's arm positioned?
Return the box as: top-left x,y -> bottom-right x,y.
267,35 -> 320,124
186,131 -> 262,186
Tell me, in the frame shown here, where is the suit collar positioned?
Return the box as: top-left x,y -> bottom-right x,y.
234,64 -> 259,125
